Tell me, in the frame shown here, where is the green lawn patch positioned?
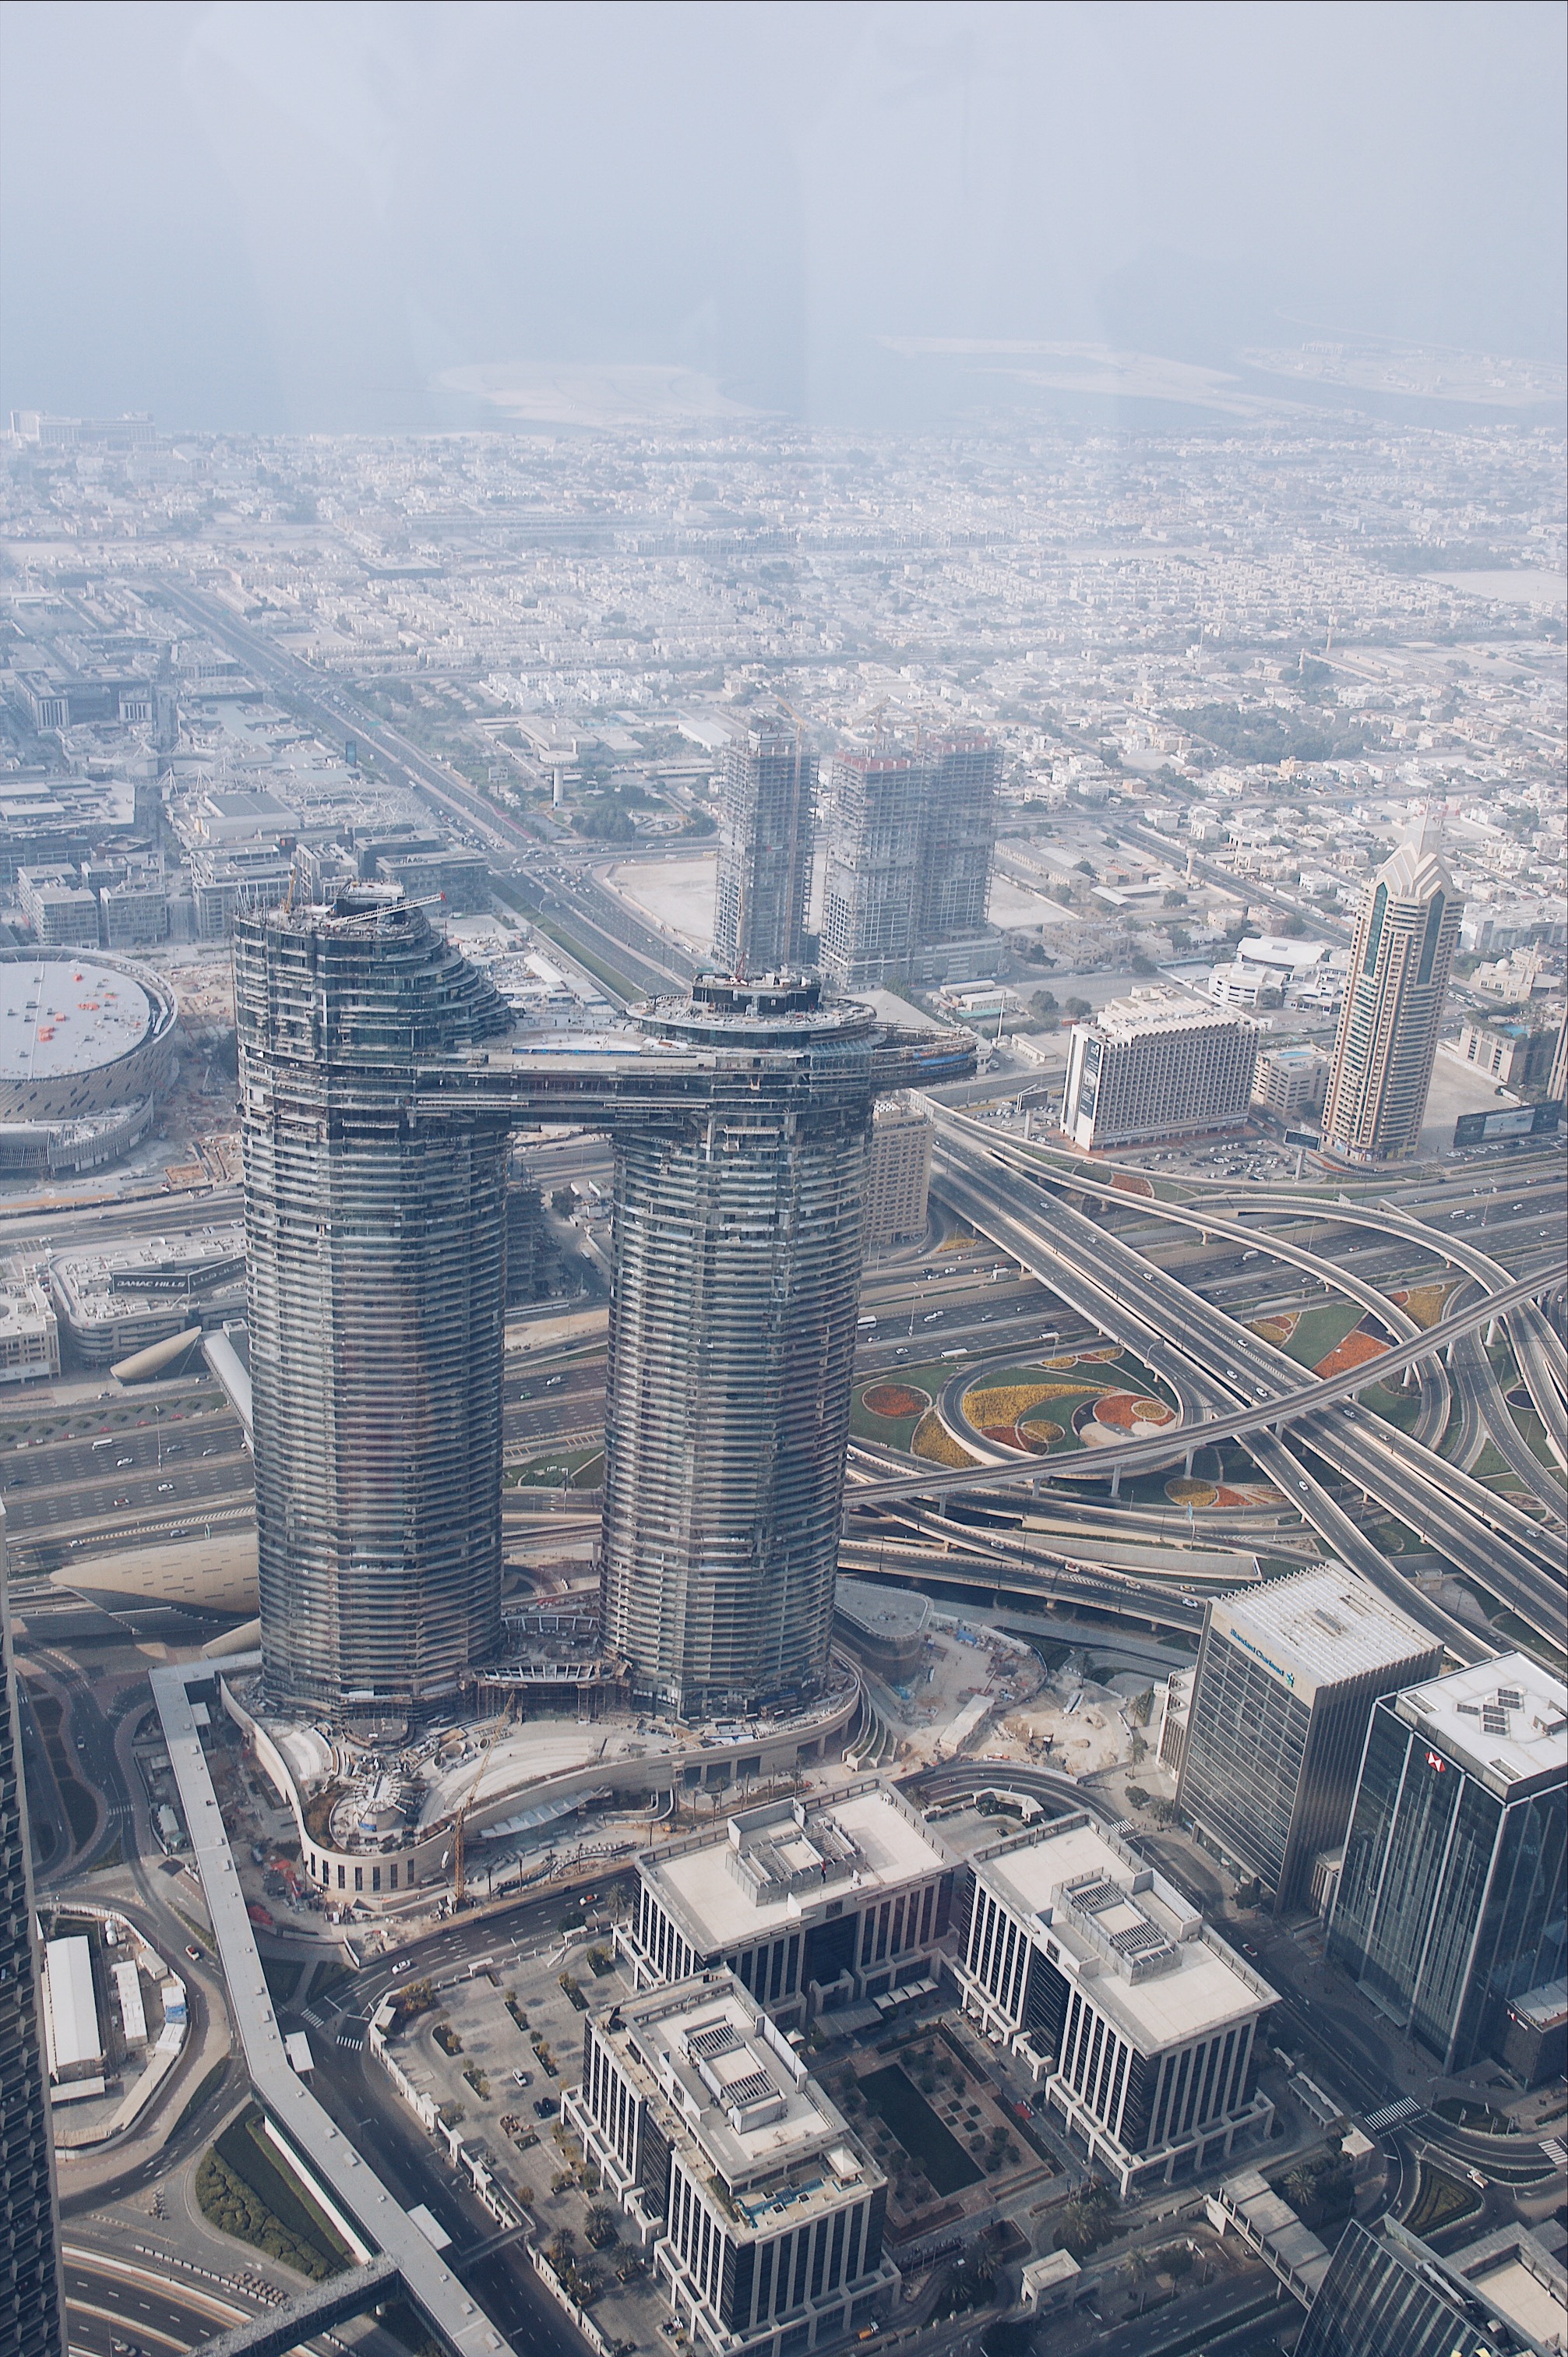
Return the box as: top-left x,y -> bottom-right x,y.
858,2064 -> 983,2196
1362,1381 -> 1423,1434
1489,1614 -> 1568,1681
1276,1301 -> 1365,1369
506,1445 -> 604,1488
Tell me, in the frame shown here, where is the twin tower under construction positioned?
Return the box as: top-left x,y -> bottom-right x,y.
235,887 -> 972,1728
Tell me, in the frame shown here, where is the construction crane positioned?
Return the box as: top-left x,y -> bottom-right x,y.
450,1695 -> 515,1911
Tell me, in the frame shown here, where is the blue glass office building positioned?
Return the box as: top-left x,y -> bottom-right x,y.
1297,2217 -> 1550,2357
1329,1655 -> 1566,2074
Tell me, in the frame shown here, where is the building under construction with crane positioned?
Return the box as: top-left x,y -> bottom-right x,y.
224,885 -> 973,1907
819,732 -> 1000,987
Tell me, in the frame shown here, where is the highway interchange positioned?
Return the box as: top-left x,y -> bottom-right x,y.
9,582 -> 1563,2355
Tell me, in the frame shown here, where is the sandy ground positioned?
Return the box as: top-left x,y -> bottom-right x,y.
989,876 -> 1084,930
869,1618 -> 1045,1769
991,1663 -> 1151,1778
606,852 -> 716,947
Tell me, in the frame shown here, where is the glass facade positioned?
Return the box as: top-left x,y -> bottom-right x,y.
819,735 -> 999,987
241,909 -> 977,1727
1330,1699 -> 1567,2072
1323,838 -> 1462,1164
1179,1626 -> 1312,1897
1296,2220 -> 1503,2357
601,1092 -> 868,1716
1,1537 -> 64,2357
238,894 -> 515,1719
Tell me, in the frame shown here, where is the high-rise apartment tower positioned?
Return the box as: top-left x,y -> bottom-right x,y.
601,978 -> 911,1717
820,734 -> 999,987
237,894 -> 972,1724
1,1510 -> 65,2357
236,891 -> 516,1719
1321,829 -> 1462,1163
712,725 -> 816,977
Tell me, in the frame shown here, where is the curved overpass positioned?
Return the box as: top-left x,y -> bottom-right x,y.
925,1131 -> 1560,1650
851,1121 -> 1559,1659
939,1113 -> 1563,1581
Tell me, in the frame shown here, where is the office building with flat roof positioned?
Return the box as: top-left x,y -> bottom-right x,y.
1062,989 -> 1256,1152
566,1969 -> 897,2357
1322,829 -> 1462,1163
1297,2215 -> 1565,2357
2,1520 -> 65,2357
626,1781 -> 955,2031
713,725 -> 816,978
1329,1654 -> 1566,2074
1251,1043 -> 1329,1124
1177,1567 -> 1440,1911
957,1812 -> 1276,2196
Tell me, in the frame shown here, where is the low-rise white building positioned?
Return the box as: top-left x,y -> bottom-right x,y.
48,1226 -> 245,1364
955,1812 -> 1277,2196
41,1933 -> 104,2087
1251,1044 -> 1329,1124
567,1969 -> 897,2357
626,1780 -> 955,2031
0,1278 -> 60,1382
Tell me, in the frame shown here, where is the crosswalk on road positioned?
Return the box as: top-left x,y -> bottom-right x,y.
1362,2097 -> 1423,2133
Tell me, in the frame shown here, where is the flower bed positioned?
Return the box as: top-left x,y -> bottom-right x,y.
862,1382 -> 931,1420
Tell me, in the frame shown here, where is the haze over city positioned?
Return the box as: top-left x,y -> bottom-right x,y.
0,9 -> 1563,2357
3,1 -> 1566,432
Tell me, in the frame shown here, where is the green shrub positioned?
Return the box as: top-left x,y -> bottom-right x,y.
195,2119 -> 350,2283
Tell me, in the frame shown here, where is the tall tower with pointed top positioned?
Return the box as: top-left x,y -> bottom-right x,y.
1322,832 -> 1461,1163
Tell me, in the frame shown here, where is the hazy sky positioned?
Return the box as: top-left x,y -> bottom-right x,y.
2,0 -> 1563,432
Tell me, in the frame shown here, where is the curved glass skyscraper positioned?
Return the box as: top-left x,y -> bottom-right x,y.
237,895 -> 971,1725
603,979 -> 881,1718
236,889 -> 515,1720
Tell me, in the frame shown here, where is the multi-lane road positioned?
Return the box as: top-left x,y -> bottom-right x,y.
901,1113 -> 1565,1658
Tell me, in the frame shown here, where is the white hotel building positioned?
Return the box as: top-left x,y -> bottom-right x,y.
625,1782 -> 956,2032
1062,988 -> 1256,1152
567,1970 -> 898,2357
955,1814 -> 1277,2196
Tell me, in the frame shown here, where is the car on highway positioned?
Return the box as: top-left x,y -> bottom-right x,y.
185,1943 -> 204,1961
157,1481 -> 175,1492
